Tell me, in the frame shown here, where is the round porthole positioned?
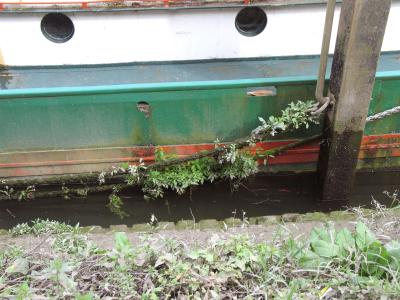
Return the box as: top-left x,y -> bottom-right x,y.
41,13 -> 74,43
235,7 -> 267,37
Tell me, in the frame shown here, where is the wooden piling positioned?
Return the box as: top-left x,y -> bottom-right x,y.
317,0 -> 391,207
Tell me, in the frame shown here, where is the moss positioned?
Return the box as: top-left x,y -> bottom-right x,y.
248,217 -> 259,225
156,222 -> 175,230
175,220 -> 195,230
386,206 -> 400,217
328,210 -> 356,221
222,217 -> 243,227
281,213 -> 301,223
81,226 -> 105,233
198,219 -> 221,230
256,215 -> 279,226
110,225 -> 129,232
131,223 -> 153,232
359,208 -> 375,217
299,212 -> 328,222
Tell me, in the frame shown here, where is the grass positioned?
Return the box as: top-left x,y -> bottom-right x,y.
1,205 -> 400,299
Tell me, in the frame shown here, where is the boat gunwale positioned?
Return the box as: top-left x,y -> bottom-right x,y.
0,76 -> 319,99
1,69 -> 400,99
0,0 -> 340,14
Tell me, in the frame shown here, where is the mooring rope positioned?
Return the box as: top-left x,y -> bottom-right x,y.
366,105 -> 400,123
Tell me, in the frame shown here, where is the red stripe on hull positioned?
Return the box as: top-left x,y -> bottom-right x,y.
1,134 -> 399,178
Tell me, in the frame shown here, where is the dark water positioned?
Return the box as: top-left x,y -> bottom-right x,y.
0,171 -> 399,229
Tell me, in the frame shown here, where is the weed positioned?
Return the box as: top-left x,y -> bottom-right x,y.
32,259 -> 76,295
383,189 -> 399,207
107,194 -> 128,219
9,223 -> 31,236
17,185 -> 36,201
2,205 -> 400,298
9,219 -> 79,237
252,100 -> 319,138
0,202 -> 400,299
53,233 -> 96,256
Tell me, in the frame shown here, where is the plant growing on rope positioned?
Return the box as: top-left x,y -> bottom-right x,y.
251,100 -> 319,138
142,149 -> 257,200
101,100 -> 320,217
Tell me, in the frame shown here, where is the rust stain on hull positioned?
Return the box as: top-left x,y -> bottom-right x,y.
1,134 -> 400,179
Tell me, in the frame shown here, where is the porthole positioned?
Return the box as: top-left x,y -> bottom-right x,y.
41,13 -> 74,43
235,7 -> 267,37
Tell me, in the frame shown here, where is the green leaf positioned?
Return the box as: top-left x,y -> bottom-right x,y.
120,162 -> 129,170
114,232 -> 132,254
15,282 -> 31,300
386,240 -> 400,259
311,239 -> 340,258
76,294 -> 94,300
258,117 -> 267,125
386,240 -> 400,270
187,250 -> 200,260
58,273 -> 77,291
355,222 -> 376,250
234,259 -> 246,271
5,258 -> 29,275
310,227 -> 331,243
310,226 -> 340,258
336,228 -> 355,257
360,241 -> 390,277
298,249 -> 327,269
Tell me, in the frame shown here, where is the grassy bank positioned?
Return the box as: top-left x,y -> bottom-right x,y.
1,205 -> 400,299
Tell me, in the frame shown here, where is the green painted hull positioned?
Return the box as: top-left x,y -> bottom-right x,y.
1,53 -> 399,177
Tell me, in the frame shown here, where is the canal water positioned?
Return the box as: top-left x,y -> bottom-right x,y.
0,171 -> 399,229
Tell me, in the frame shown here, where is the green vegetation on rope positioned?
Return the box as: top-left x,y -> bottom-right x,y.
105,100 -> 319,217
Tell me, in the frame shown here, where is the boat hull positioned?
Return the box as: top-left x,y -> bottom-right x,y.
1,53 -> 400,179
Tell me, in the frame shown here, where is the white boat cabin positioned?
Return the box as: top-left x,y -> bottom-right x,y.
0,0 -> 399,66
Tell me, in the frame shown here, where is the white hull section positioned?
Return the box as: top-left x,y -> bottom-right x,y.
1,3 -> 399,66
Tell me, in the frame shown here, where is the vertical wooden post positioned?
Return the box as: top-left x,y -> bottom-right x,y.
317,0 -> 391,207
